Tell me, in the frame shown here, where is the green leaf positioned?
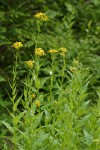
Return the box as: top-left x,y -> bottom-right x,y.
0,76 -> 6,82
81,81 -> 90,94
76,101 -> 90,116
13,110 -> 26,126
65,2 -> 73,12
32,112 -> 43,129
40,77 -> 49,88
36,132 -> 49,145
83,130 -> 93,146
1,121 -> 14,133
13,96 -> 22,112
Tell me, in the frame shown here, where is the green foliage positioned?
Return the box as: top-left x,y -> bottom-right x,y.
0,0 -> 100,149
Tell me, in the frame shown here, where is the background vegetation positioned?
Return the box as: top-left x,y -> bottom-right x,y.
0,0 -> 100,149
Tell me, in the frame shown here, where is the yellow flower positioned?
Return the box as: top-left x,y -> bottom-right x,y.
73,59 -> 79,65
35,48 -> 46,56
59,47 -> 67,53
34,12 -> 48,21
93,139 -> 100,143
12,41 -> 23,49
48,49 -> 58,53
31,93 -> 36,99
59,47 -> 67,56
26,60 -> 35,68
54,101 -> 60,104
36,100 -> 40,108
70,67 -> 77,72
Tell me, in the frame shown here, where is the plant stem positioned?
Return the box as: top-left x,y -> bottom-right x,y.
35,21 -> 41,49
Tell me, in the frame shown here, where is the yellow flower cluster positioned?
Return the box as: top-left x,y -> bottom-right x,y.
26,60 -> 35,68
48,49 -> 58,53
59,47 -> 67,56
54,101 -> 60,104
70,66 -> 77,72
34,12 -> 48,21
36,100 -> 40,108
35,48 -> 46,56
31,93 -> 36,99
73,59 -> 79,65
93,139 -> 100,143
12,41 -> 23,49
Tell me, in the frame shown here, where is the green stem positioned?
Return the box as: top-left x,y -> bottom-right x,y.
11,50 -> 20,149
29,109 -> 33,149
50,56 -> 55,101
62,56 -> 66,83
35,21 -> 41,49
